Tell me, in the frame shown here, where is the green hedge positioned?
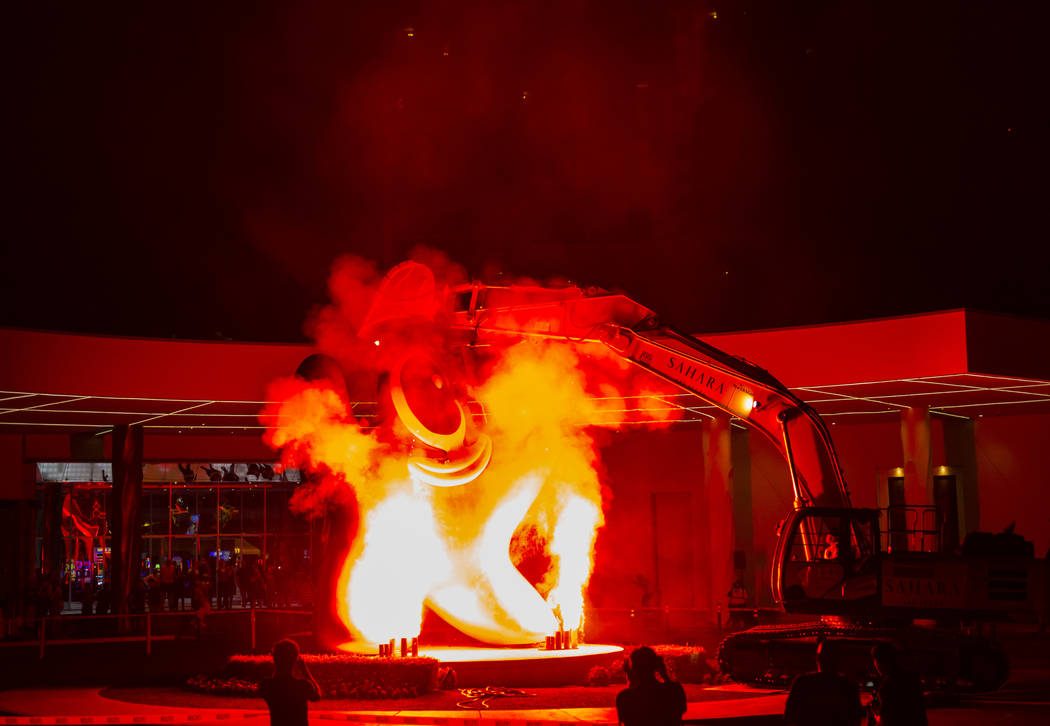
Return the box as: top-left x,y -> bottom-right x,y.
187,674 -> 259,697
587,645 -> 723,686
188,653 -> 440,699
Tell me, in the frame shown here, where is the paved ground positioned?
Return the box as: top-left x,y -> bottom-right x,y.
0,684 -> 786,725
2,626 -> 1047,724
101,683 -> 753,711
919,664 -> 1050,726
2,674 -> 1049,726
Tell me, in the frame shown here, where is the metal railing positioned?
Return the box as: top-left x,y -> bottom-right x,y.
881,505 -> 942,553
0,607 -> 311,659
584,605 -> 787,644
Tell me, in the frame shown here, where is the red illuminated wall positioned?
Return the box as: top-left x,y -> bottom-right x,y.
0,434 -> 28,501
23,434 -> 72,460
832,420 -> 913,509
699,419 -> 911,606
0,328 -> 308,401
597,411 -> 1050,610
591,427 -> 706,610
703,311 -> 969,387
975,414 -> 1050,556
966,313 -> 1050,381
5,317 -> 1049,612
143,434 -> 274,462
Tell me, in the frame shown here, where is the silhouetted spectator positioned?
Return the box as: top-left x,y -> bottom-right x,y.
869,644 -> 927,726
216,561 -> 235,609
237,560 -> 252,607
250,561 -> 266,608
95,578 -> 112,615
259,639 -> 320,726
726,578 -> 752,631
48,577 -> 64,617
631,573 -> 656,607
276,563 -> 293,608
128,577 -> 146,614
159,560 -> 178,611
616,646 -> 687,726
196,558 -> 213,603
191,577 -> 210,630
784,640 -> 863,726
1040,545 -> 1050,633
80,579 -> 96,616
265,562 -> 278,608
146,572 -> 164,612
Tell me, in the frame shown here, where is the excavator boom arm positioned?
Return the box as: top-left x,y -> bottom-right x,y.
600,325 -> 850,509
445,282 -> 851,510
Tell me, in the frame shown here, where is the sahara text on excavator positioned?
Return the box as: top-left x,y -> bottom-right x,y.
423,267 -> 1046,692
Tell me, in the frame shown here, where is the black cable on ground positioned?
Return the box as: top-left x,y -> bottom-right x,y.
456,686 -> 535,709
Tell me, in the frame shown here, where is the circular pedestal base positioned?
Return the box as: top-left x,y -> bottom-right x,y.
423,644 -> 624,687
338,642 -> 624,688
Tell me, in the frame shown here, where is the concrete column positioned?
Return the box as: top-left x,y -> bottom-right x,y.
111,425 -> 144,616
0,436 -> 35,613
730,428 -> 755,606
900,407 -> 933,551
942,418 -> 979,537
313,492 -> 357,647
900,407 -> 933,507
702,414 -> 734,614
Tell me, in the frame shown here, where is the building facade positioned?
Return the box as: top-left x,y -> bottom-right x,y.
2,309 -> 1048,619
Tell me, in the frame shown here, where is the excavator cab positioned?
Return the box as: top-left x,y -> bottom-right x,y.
772,506 -> 882,614
374,264 -> 1025,692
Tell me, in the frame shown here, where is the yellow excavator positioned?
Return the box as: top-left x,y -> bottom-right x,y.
402,267 -> 1045,692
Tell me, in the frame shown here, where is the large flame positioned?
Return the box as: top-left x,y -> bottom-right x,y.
263,258 -> 665,649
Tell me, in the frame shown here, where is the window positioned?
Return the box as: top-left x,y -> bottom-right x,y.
35,461 -> 312,603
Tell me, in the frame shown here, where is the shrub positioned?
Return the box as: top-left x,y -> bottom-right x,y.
437,666 -> 457,690
187,652 -> 440,699
653,645 -> 721,684
187,674 -> 259,697
587,662 -> 627,687
587,645 -> 725,686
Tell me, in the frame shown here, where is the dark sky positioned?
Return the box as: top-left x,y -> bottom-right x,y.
3,1 -> 1047,341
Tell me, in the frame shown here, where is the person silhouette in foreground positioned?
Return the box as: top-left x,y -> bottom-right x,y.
259,639 -> 321,726
868,643 -> 927,726
784,639 -> 864,726
616,646 -> 688,726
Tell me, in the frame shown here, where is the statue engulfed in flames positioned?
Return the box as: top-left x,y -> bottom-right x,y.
264,262 -> 606,649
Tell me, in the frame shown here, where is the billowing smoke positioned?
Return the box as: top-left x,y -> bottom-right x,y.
263,254 -> 683,647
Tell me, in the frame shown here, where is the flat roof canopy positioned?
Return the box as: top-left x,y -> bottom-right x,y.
1,309 -> 1048,434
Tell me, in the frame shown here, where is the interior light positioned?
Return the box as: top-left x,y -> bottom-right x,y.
374,340 -> 381,347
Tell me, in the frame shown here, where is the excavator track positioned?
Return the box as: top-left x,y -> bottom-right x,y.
718,621 -> 1009,693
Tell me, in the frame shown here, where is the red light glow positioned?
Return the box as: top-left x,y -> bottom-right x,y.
262,260 -> 673,650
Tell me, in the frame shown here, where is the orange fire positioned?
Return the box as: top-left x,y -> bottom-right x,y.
263,259 -> 670,650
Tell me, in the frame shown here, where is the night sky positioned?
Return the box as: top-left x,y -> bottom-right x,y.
3,1 -> 1047,342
